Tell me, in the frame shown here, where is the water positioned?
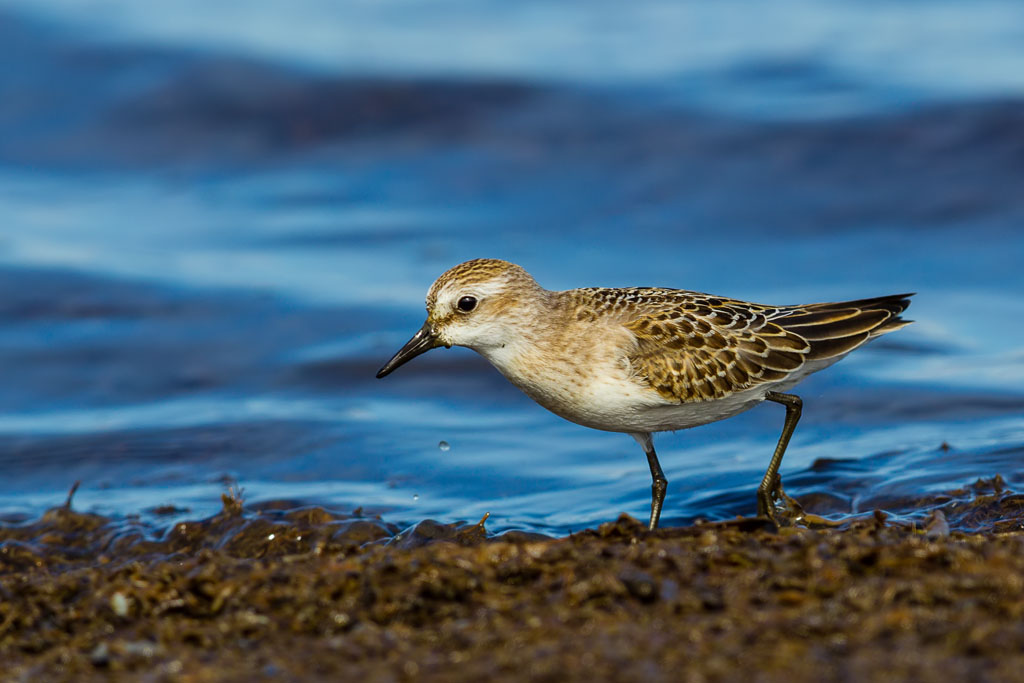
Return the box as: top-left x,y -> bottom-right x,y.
0,1 -> 1022,534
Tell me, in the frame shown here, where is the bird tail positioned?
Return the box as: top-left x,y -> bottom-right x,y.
771,293 -> 914,362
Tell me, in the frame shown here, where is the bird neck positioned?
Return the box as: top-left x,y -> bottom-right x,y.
473,289 -> 572,376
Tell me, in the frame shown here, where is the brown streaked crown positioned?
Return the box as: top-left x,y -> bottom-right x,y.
425,258 -> 537,310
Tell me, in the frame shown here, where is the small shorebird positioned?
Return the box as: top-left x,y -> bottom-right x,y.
377,259 -> 912,530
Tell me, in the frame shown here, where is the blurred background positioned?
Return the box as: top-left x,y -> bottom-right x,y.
0,0 -> 1022,533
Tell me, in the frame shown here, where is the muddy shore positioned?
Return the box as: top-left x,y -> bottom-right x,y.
2,479 -> 1023,682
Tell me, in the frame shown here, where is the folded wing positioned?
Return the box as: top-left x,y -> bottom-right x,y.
624,291 -> 913,403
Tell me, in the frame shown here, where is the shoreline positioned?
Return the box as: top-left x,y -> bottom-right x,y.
2,485 -> 1023,682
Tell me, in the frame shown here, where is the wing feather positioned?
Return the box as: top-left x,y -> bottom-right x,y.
770,293 -> 914,362
610,289 -> 914,403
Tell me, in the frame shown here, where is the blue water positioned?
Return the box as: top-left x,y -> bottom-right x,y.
0,1 -> 1022,533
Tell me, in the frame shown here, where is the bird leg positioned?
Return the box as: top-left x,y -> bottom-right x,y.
757,391 -> 803,519
634,433 -> 668,530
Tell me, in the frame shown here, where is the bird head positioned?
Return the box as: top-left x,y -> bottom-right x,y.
376,259 -> 541,378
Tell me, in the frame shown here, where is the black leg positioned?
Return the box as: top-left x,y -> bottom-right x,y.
757,391 -> 803,518
634,433 -> 668,530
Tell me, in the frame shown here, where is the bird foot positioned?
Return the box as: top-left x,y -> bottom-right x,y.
756,479 -> 805,525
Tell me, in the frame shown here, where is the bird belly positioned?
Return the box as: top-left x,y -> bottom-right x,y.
481,328 -> 768,435
612,387 -> 767,433
500,361 -> 766,435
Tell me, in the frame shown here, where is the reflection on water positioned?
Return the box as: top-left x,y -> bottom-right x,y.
0,1 -> 1022,533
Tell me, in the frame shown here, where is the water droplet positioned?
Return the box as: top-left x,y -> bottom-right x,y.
438,440 -> 450,451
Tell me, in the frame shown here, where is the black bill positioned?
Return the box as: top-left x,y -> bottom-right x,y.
375,321 -> 438,378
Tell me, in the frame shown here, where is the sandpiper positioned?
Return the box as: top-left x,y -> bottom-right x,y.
377,259 -> 912,530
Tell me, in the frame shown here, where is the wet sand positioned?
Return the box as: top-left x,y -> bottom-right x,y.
2,480 -> 1023,682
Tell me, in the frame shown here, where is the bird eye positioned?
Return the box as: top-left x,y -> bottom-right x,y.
457,296 -> 477,312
